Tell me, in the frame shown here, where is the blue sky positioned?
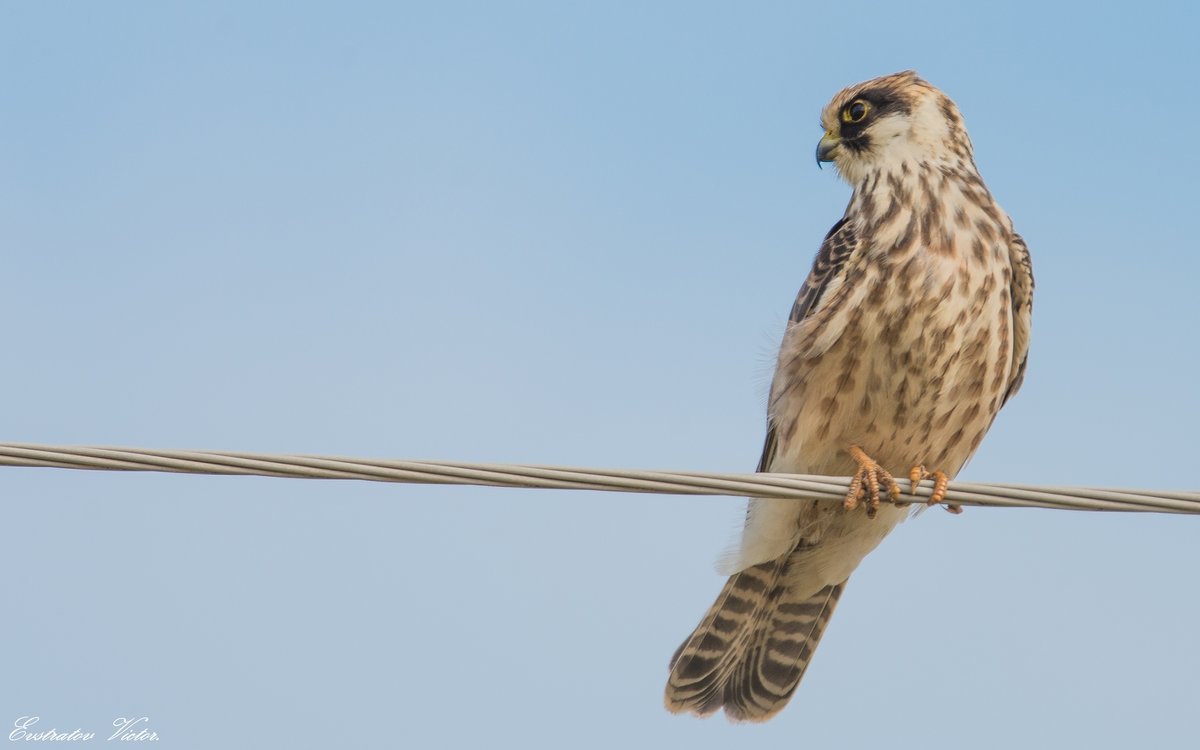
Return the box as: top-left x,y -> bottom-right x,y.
3,2 -> 1199,747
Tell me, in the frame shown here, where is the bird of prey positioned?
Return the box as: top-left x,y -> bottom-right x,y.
664,71 -> 1033,722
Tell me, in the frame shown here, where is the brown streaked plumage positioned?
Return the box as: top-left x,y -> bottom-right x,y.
665,71 -> 1033,722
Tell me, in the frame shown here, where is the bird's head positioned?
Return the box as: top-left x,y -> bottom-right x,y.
816,71 -> 974,185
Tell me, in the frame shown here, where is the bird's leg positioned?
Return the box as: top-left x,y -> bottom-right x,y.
844,445 -> 902,519
908,465 -> 960,513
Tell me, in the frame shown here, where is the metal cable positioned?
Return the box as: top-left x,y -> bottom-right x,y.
0,442 -> 1196,514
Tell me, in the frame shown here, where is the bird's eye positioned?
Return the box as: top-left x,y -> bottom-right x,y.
842,100 -> 870,123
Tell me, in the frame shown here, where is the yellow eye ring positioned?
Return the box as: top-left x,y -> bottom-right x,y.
842,100 -> 871,123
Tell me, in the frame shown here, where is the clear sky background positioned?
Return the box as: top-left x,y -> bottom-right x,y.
3,2 -> 1199,748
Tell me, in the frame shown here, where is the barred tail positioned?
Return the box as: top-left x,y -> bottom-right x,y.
665,559 -> 845,722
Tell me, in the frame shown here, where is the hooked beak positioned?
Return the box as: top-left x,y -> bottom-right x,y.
816,131 -> 840,167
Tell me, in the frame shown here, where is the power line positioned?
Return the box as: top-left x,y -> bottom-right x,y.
0,442 -> 1195,514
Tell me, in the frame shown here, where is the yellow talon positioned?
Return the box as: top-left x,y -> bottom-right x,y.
844,445 -> 903,519
908,465 -> 958,513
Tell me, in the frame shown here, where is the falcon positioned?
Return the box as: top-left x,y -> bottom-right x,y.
664,71 -> 1033,722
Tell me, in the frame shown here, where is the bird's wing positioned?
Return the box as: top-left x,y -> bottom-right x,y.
787,217 -> 858,325
756,217 -> 859,474
1002,232 -> 1034,406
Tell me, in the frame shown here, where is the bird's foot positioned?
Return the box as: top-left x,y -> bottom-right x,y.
908,465 -> 960,514
844,445 -> 902,519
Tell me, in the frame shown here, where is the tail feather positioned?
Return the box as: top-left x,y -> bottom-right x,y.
666,561 -> 785,715
724,582 -> 844,720
665,559 -> 846,722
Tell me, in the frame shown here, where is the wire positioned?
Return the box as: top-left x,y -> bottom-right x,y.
1,442 -> 1196,514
